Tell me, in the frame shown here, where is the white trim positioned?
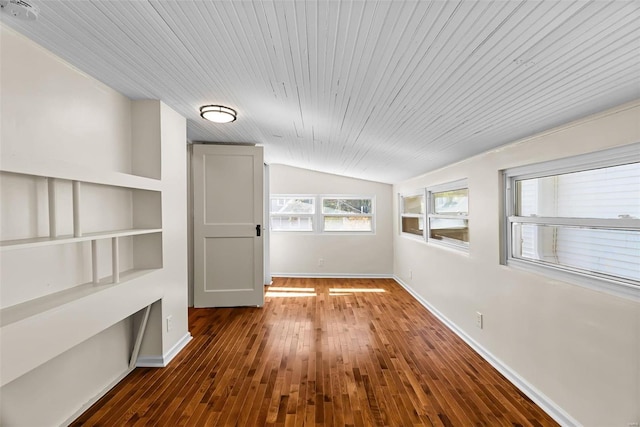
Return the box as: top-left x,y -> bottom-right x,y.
269,228 -> 315,234
508,216 -> 639,229
269,194 -> 317,232
136,332 -> 193,368
401,213 -> 423,218
135,357 -> 162,368
393,275 -> 580,427
272,273 -> 394,279
64,332 -> 193,423
264,164 -> 272,286
427,178 -> 468,194
428,213 -> 469,220
270,193 -> 317,201
426,237 -> 470,252
318,229 -> 376,236
63,367 -> 134,426
504,142 -> 639,179
269,194 -> 376,234
426,178 -> 470,252
399,189 -> 426,198
502,146 -> 640,298
164,333 -> 193,365
320,195 -> 376,234
400,232 -> 426,242
399,190 -> 426,239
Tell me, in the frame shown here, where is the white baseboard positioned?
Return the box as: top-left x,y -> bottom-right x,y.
63,332 -> 193,424
136,332 -> 193,368
393,276 -> 579,427
63,367 -> 134,426
271,272 -> 394,279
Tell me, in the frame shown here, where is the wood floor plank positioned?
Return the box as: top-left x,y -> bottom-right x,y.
71,278 -> 559,426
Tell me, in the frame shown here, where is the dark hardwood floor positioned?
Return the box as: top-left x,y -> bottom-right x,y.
72,278 -> 558,426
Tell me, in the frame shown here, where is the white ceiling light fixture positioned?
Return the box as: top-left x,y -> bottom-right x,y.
199,105 -> 237,123
0,0 -> 39,20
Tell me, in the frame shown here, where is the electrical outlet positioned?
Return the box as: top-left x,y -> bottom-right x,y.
318,258 -> 324,267
166,315 -> 173,332
476,312 -> 483,329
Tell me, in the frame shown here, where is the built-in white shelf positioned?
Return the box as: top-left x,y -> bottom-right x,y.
0,166 -> 164,386
0,268 -> 159,327
0,271 -> 164,387
0,100 -> 168,390
1,156 -> 161,191
0,228 -> 162,251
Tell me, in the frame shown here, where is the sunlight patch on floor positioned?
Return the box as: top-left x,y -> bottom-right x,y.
265,287 -> 386,297
266,287 -> 316,297
329,288 -> 386,294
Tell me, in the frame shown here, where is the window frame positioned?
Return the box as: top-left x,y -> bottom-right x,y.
269,194 -> 376,234
269,194 -> 316,232
502,143 -> 640,300
426,179 -> 469,251
399,190 -> 426,239
320,195 -> 375,234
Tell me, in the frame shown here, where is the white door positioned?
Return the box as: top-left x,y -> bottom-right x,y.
192,144 -> 264,308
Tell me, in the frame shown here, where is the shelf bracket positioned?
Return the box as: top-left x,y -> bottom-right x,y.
91,240 -> 99,284
129,303 -> 152,370
112,237 -> 120,283
48,178 -> 57,238
72,180 -> 81,237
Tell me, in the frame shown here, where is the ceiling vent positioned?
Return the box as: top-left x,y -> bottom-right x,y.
0,0 -> 39,21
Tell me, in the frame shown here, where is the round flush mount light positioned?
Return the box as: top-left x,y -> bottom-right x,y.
0,0 -> 39,20
199,105 -> 237,123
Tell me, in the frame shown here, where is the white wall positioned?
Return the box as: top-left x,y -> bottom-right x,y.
0,24 -> 189,425
393,101 -> 640,426
270,164 -> 393,277
157,101 -> 189,357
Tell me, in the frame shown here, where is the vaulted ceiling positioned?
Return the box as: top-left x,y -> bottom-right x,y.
2,1 -> 639,183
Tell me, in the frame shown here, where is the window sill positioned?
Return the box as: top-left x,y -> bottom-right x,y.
505,258 -> 640,301
320,231 -> 376,236
400,232 -> 425,241
272,230 -> 376,236
426,239 -> 470,256
271,230 -> 315,234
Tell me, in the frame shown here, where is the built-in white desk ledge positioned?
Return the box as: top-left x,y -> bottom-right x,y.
0,229 -> 162,251
0,268 -> 160,327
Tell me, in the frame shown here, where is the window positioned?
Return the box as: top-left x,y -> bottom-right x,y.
269,196 -> 315,231
269,195 -> 375,233
503,144 -> 640,296
400,192 -> 425,237
322,197 -> 374,232
427,179 -> 469,250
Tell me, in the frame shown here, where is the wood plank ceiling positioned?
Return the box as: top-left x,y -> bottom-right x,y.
2,1 -> 639,183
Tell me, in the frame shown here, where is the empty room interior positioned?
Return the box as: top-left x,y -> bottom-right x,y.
1,1 -> 639,426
